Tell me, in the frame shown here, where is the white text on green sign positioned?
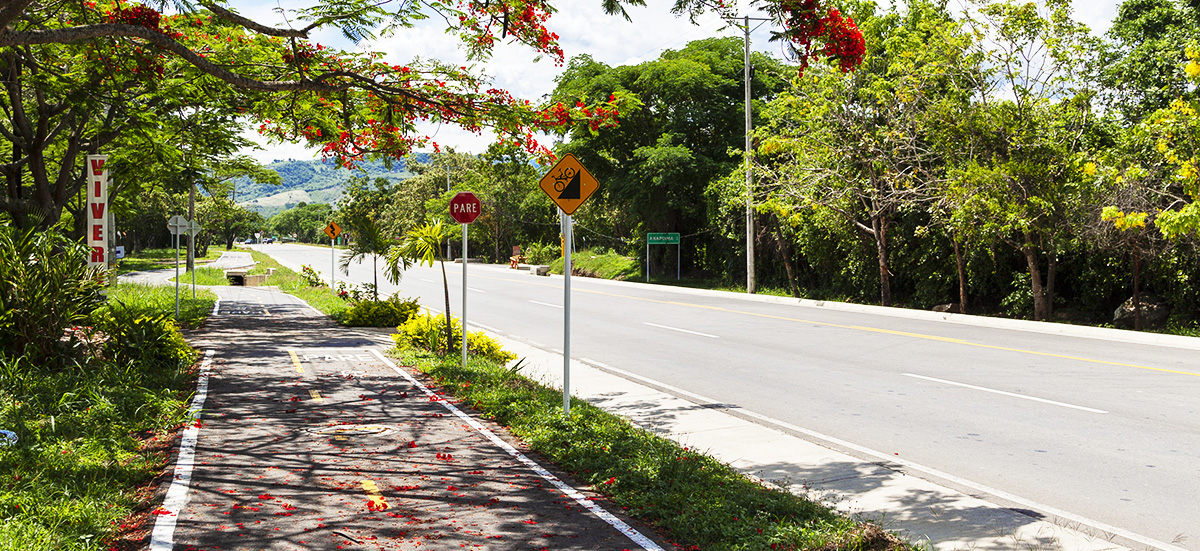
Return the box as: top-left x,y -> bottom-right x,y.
648,233 -> 680,245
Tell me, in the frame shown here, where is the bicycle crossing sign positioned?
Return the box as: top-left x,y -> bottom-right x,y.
538,154 -> 598,215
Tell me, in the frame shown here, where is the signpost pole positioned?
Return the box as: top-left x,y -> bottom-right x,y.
646,239 -> 649,283
332,236 -> 336,295
174,232 -> 180,319
462,223 -> 469,367
190,222 -> 197,299
563,212 -> 572,416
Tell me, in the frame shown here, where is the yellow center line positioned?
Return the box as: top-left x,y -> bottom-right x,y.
472,273 -> 1200,378
309,389 -> 323,402
361,480 -> 388,510
287,350 -> 303,373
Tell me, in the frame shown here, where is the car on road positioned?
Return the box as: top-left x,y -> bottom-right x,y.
263,237 -> 275,244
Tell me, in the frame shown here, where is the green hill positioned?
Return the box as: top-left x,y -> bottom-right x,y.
236,156 -> 427,217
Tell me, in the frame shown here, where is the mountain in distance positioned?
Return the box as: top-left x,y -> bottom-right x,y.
236,154 -> 429,218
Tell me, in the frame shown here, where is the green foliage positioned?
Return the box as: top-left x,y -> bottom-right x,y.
299,265 -> 324,287
267,202 -> 333,243
523,242 -> 562,265
393,312 -> 458,354
391,312 -> 516,364
0,226 -> 105,362
0,281 -> 206,550
343,295 -> 420,327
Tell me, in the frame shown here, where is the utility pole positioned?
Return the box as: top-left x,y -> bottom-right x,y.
732,15 -> 770,294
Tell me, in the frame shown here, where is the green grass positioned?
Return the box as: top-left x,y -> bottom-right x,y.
549,248 -> 640,280
0,284 -> 213,550
248,251 -> 350,321
115,247 -> 224,274
167,266 -> 230,286
104,283 -> 217,329
394,345 -> 907,551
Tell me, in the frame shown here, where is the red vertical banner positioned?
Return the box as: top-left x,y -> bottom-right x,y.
86,155 -> 109,269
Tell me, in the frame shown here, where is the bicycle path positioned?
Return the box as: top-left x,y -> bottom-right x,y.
150,284 -> 669,550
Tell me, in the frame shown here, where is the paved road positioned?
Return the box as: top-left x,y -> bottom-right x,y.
156,284 -> 668,550
261,243 -> 1200,550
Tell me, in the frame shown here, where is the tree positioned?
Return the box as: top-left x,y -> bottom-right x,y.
550,38 -> 788,275
391,221 -> 455,354
756,0 -> 976,306
955,0 -> 1099,321
1097,0 -> 1199,124
269,202 -> 332,243
339,214 -> 403,301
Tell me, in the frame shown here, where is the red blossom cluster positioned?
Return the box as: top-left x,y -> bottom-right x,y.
459,0 -> 564,65
777,0 -> 865,75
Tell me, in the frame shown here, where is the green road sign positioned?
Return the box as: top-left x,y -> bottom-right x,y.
647,233 -> 680,245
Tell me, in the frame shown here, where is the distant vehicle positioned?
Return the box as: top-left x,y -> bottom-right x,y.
243,238 -> 255,245
263,237 -> 275,244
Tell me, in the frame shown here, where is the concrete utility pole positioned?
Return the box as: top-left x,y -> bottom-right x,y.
733,15 -> 770,294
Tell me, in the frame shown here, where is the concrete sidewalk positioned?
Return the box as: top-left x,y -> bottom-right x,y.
465,321 -> 1141,551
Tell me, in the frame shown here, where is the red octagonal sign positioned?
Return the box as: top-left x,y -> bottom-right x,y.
449,191 -> 481,224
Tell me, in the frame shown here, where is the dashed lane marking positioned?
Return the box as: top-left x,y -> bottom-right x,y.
287,350 -> 303,373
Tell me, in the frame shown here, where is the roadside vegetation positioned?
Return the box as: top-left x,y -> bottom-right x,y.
548,248 -> 640,280
0,227 -> 213,551
115,247 -> 223,275
391,312 -> 908,551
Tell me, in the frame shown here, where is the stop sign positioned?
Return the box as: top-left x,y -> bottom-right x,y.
449,192 -> 481,224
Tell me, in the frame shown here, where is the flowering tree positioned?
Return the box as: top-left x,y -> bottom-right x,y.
0,0 -> 863,231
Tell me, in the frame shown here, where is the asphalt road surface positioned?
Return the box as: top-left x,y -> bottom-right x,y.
261,242 -> 1200,550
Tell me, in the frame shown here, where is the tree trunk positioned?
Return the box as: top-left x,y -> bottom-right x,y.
1046,246 -> 1057,319
872,215 -> 891,307
1132,245 -> 1142,331
772,216 -> 799,298
953,236 -> 968,314
439,259 -> 453,356
1022,243 -> 1049,321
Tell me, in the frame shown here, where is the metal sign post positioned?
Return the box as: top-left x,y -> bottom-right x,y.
188,220 -> 201,299
324,222 -> 343,294
167,215 -> 188,319
562,211 -> 573,415
461,222 -> 468,366
645,233 -> 681,282
449,192 -> 481,368
538,156 -> 598,416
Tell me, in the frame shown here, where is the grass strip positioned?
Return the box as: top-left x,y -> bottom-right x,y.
248,251 -> 350,321
0,284 -> 214,551
167,266 -> 230,286
548,248 -> 640,280
115,247 -> 224,275
394,346 -> 908,551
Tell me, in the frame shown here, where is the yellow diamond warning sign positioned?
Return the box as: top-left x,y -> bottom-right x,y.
539,154 -> 598,215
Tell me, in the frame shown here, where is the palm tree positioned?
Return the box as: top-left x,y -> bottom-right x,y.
391,221 -> 454,353
339,214 -> 407,301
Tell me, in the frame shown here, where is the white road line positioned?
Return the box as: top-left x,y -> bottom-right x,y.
368,349 -> 663,551
643,322 -> 719,339
902,373 -> 1109,414
578,358 -> 1182,551
419,278 -> 436,283
529,300 -> 563,309
467,287 -> 485,293
149,349 -> 215,551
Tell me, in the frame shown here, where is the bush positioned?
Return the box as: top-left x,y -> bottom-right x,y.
0,226 -> 106,362
392,312 -> 516,363
299,264 -> 324,287
524,242 -> 561,265
343,295 -> 420,327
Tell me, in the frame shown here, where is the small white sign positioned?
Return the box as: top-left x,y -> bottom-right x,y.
114,246 -> 125,259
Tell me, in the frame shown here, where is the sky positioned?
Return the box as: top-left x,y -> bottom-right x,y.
237,0 -> 1123,164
